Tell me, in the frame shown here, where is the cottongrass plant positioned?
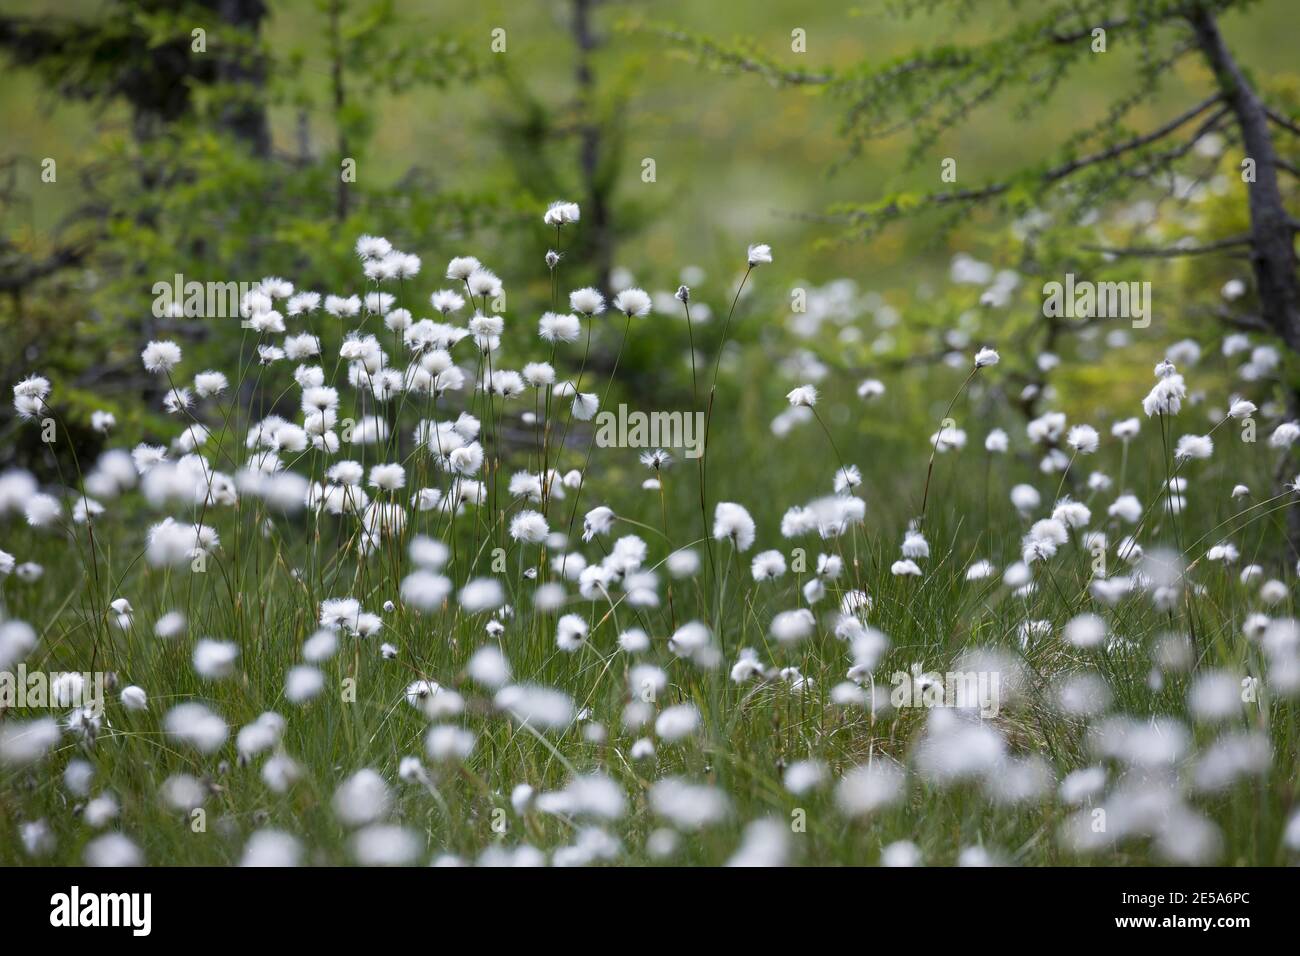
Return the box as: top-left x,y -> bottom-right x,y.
3,203 -> 1300,867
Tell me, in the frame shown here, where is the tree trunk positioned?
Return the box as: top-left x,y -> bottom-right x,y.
214,0 -> 271,157
1188,3 -> 1300,559
572,0 -> 612,294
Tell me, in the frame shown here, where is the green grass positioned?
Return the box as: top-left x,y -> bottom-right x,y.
1,269 -> 1297,866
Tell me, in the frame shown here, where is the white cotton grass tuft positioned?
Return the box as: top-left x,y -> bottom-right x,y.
241,830 -> 304,867
495,684 -> 575,730
783,760 -> 827,795
835,760 -> 906,817
141,340 -> 182,373
556,613 -> 589,652
120,685 -> 148,711
891,559 -> 922,577
539,311 -> 582,342
0,717 -> 61,766
751,549 -> 786,581
857,378 -> 885,400
726,819 -> 790,867
901,528 -> 929,559
426,725 -> 476,763
569,287 -> 605,316
649,778 -> 731,829
667,548 -> 701,578
571,392 -> 599,421
544,200 -> 581,226
193,638 -> 239,679
881,840 -> 923,867
84,833 -> 143,868
654,703 -> 701,741
712,502 -> 755,551
459,577 -> 504,613
25,494 -> 61,529
350,825 -> 422,866
770,608 -> 815,644
332,769 -> 391,827
509,509 -> 550,543
786,384 -> 818,407
164,703 -> 227,753
1174,434 -> 1214,461
285,666 -> 325,703
1064,613 -> 1107,649
1142,372 -> 1187,417
612,287 -> 652,318
468,646 -> 511,688
1066,424 -> 1100,454
583,505 -> 615,541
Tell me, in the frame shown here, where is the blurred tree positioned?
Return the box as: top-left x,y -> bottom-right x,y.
491,0 -> 669,297
659,1 -> 1296,341
0,0 -> 497,470
657,0 -> 1300,548
0,0 -> 269,151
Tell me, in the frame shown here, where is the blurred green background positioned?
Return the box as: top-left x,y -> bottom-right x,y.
5,0 -> 1294,265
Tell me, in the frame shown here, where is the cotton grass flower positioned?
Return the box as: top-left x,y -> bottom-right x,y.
569,287 -> 605,317
332,769 -> 390,827
164,703 -> 227,754
901,529 -> 930,559
426,725 -> 476,763
1270,421 -> 1300,448
544,200 -> 580,226
495,684 -> 574,730
1229,398 -> 1257,419
1142,373 -> 1186,417
24,494 -> 61,529
509,510 -> 549,544
141,340 -> 182,373
539,311 -> 582,342
571,392 -> 599,420
857,379 -> 885,399
612,287 -> 652,318
1066,424 -> 1099,454
786,384 -> 818,407
0,718 -> 61,766
654,703 -> 700,741
835,761 -> 905,817
751,550 -> 786,581
1174,434 -> 1214,461
770,608 -> 815,644
649,778 -> 731,829
712,502 -> 756,551
556,614 -> 589,652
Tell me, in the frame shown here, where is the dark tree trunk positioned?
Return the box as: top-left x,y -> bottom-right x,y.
572,0 -> 612,294
328,0 -> 349,221
1188,4 -> 1300,559
214,0 -> 272,157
